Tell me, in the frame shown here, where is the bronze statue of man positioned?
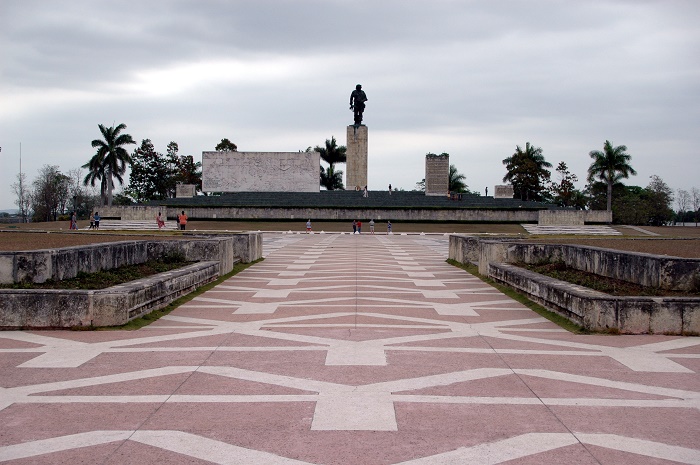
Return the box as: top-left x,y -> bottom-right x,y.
349,84 -> 368,125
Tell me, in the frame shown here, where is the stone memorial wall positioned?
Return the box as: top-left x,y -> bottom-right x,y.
202,151 -> 320,192
494,185 -> 514,199
425,153 -> 449,196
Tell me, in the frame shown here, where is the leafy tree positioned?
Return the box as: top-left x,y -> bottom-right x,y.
31,165 -> 70,222
448,163 -> 468,193
316,137 -> 346,190
587,140 -> 636,212
83,123 -> 135,206
646,175 -> 674,226
414,179 -> 426,192
215,138 -> 238,152
66,168 -> 97,219
126,139 -> 172,203
175,154 -> 203,194
11,172 -> 31,223
676,189 -> 690,222
692,187 -> 700,226
548,161 -> 585,208
502,142 -> 552,201
611,176 -> 673,226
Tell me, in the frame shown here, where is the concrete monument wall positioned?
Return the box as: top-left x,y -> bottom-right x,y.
202,151 -> 320,193
176,184 -> 196,198
346,125 -> 368,190
425,153 -> 449,196
494,185 -> 514,199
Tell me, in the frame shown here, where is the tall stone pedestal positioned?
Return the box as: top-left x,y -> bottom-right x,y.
346,125 -> 368,190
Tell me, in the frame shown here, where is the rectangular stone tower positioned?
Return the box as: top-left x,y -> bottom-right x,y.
346,125 -> 368,190
425,153 -> 449,196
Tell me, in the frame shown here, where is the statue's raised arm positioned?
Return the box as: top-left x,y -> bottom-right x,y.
349,84 -> 368,126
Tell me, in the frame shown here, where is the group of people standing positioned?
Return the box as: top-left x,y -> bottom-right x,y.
352,219 -> 391,234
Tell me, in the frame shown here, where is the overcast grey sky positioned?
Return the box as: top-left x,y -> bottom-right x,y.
1,0 -> 698,210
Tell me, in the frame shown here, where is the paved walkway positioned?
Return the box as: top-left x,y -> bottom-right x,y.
0,234 -> 698,464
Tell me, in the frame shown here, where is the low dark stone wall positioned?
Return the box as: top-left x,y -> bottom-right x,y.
489,263 -> 699,334
0,261 -> 220,328
164,206 -> 541,223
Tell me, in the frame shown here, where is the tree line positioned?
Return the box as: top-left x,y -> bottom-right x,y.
10,124 -> 699,226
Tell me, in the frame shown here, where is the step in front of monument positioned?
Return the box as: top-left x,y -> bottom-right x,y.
86,220 -> 179,231
522,224 -> 622,235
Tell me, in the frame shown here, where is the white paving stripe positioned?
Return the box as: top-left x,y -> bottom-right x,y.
395,433 -> 579,465
0,430 -> 132,462
577,434 -> 700,465
130,430 -> 315,465
3,430 -> 698,465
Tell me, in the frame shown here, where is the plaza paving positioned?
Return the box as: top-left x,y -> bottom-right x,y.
0,233 -> 698,464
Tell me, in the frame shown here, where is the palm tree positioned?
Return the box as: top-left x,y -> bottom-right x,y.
315,136 -> 346,190
319,165 -> 344,190
502,142 -> 552,201
587,140 -> 636,211
83,123 -> 135,206
449,163 -> 468,193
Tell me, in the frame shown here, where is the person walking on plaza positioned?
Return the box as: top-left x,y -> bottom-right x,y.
352,220 -> 357,234
369,219 -> 375,234
357,220 -> 362,234
69,211 -> 77,230
363,185 -> 368,198
387,220 -> 392,234
93,211 -> 100,230
389,184 -> 392,195
177,211 -> 188,231
306,219 -> 312,233
156,212 -> 165,230
89,213 -> 95,230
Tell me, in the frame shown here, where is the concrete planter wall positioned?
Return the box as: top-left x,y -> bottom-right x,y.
489,263 -> 699,334
448,235 -> 700,335
0,233 -> 262,328
0,261 -> 219,328
0,233 -> 262,285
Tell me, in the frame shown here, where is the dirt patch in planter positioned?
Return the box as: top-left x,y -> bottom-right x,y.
516,261 -> 700,297
1,255 -> 194,290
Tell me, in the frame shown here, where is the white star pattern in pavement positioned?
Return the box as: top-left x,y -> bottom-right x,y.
0,234 -> 698,464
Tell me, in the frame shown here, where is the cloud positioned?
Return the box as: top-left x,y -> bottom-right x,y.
1,0 -> 699,210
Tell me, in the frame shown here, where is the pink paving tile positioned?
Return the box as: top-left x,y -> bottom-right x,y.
141,402 -> 316,433
265,327 -> 450,341
584,444 -> 696,465
517,374 -> 674,400
670,357 -> 700,372
102,440 -> 215,465
117,333 -> 231,348
549,406 -> 700,449
0,338 -> 44,349
499,443 -> 601,464
386,351 -> 511,372
219,332 -> 326,347
386,335 -> 492,349
395,403 -> 568,447
30,372 -> 192,396
24,329 -> 208,343
174,372 -> 317,395
481,336 -> 599,352
463,309 -> 545,323
0,404 -> 159,446
658,344 -> 700,354
495,353 -> 627,373
395,372 -> 535,398
6,442 -> 124,465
